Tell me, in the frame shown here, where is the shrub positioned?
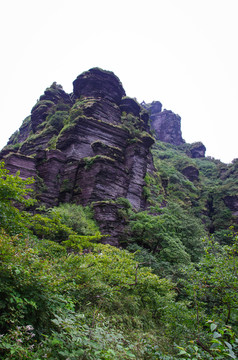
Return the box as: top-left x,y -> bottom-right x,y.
50,203 -> 100,236
0,162 -> 35,235
28,213 -> 75,242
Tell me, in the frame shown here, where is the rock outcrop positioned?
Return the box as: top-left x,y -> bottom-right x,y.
181,165 -> 199,182
189,142 -> 206,158
224,195 -> 238,219
0,68 -> 155,245
142,101 -> 185,145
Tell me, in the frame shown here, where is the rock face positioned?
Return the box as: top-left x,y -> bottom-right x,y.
151,110 -> 185,145
181,165 -> 199,182
223,195 -> 238,219
0,68 -> 154,245
31,83 -> 73,134
142,102 -> 185,145
73,68 -> 125,105
189,142 -> 206,158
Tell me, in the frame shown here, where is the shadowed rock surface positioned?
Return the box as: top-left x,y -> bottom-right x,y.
189,142 -> 206,158
151,110 -> 185,145
224,195 -> 238,221
181,165 -> 199,182
142,101 -> 185,145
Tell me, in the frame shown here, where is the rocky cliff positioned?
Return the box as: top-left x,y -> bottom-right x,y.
1,67 -> 237,243
0,68 -> 155,245
142,101 -> 185,145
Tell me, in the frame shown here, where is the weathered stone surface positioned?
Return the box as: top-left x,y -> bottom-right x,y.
142,101 -> 184,145
7,116 -> 32,146
39,82 -> 72,104
2,153 -> 36,180
150,109 -> 185,145
31,83 -> 73,133
181,165 -> 199,182
35,150 -> 66,207
80,97 -> 122,125
125,143 -> 150,209
92,202 -> 126,246
31,100 -> 55,133
73,68 -> 125,105
20,131 -> 57,156
141,100 -> 162,115
56,117 -> 128,159
120,97 -> 141,116
189,142 -> 206,158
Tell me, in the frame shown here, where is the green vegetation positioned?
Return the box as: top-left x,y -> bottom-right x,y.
0,144 -> 238,360
50,202 -> 100,235
0,162 -> 35,235
1,96 -> 238,360
83,155 -> 115,170
126,201 -> 205,265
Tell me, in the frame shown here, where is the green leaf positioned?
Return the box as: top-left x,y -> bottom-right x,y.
210,323 -> 217,332
178,349 -> 190,356
225,341 -> 233,350
213,331 -> 222,339
228,350 -> 236,359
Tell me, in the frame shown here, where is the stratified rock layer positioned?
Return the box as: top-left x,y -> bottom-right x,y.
73,68 -> 126,105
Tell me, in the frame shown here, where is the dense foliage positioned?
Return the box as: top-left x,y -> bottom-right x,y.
0,135 -> 238,360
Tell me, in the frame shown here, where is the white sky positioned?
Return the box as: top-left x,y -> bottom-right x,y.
0,0 -> 237,163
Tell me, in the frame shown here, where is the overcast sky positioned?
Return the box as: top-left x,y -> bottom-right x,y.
0,0 -> 237,163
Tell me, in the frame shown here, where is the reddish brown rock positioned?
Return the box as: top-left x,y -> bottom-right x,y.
35,150 -> 66,207
92,201 -> 126,247
3,153 -> 36,181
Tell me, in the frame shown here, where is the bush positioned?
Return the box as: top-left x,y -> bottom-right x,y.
50,203 -> 100,235
0,162 -> 35,235
29,213 -> 75,242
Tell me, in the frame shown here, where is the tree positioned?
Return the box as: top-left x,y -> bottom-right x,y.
183,234 -> 238,333
0,162 -> 35,235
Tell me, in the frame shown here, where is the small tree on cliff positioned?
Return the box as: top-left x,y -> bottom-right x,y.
0,161 -> 35,235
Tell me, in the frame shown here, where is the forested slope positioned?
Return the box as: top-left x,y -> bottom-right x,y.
1,150 -> 238,359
